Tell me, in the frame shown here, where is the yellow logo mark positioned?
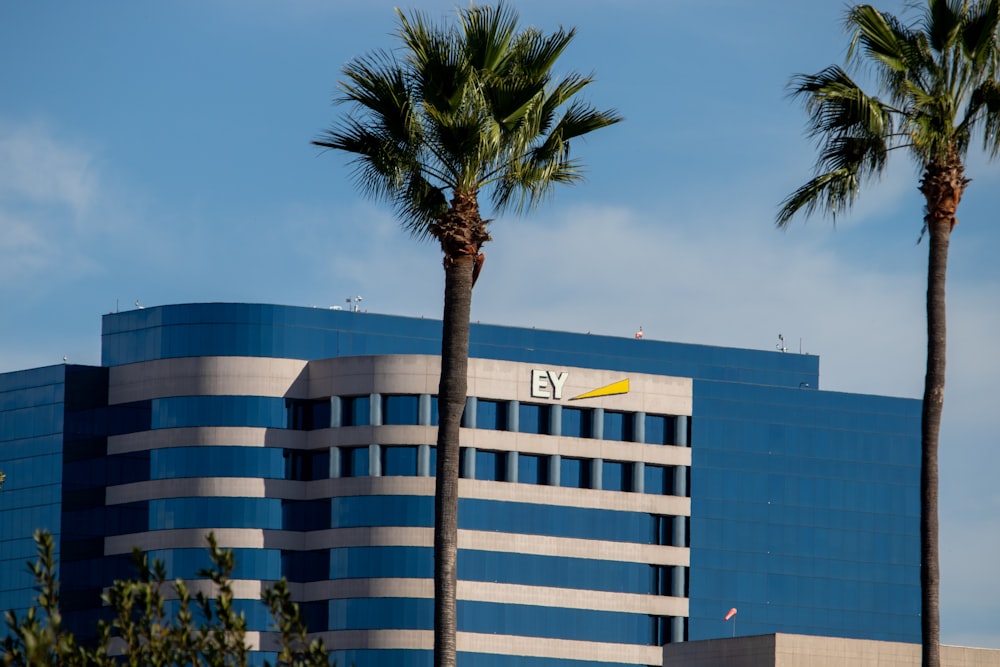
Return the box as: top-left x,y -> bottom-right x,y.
569,378 -> 630,401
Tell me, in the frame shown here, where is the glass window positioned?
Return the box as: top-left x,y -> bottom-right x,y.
340,447 -> 370,477
644,414 -> 675,445
282,499 -> 331,531
475,399 -> 507,431
150,446 -> 284,480
341,396 -> 370,427
383,396 -> 419,426
602,410 -> 634,442
602,460 -> 633,492
475,450 -> 506,482
151,396 -> 286,429
643,464 -> 674,495
517,403 -> 549,435
286,398 -> 331,430
382,446 -> 418,476
560,457 -> 591,489
561,407 -> 592,438
284,449 -> 330,481
517,454 -> 549,485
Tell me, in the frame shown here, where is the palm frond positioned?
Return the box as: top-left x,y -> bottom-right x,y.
790,66 -> 894,139
961,0 -> 1000,68
459,3 -> 519,73
777,169 -> 862,227
925,0 -> 963,53
969,79 -> 1000,156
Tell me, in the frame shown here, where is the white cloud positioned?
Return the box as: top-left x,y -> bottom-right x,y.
0,120 -> 98,219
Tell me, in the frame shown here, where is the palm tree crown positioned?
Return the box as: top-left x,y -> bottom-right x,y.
316,3 -> 620,258
777,0 -> 1000,226
778,3 -> 999,667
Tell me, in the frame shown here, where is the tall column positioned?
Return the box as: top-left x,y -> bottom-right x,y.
549,404 -> 562,436
633,411 -> 646,444
418,444 -> 431,476
674,415 -> 689,447
330,397 -> 343,428
418,394 -> 432,426
507,400 -> 520,433
592,408 -> 604,441
506,451 -> 518,483
463,396 -> 477,428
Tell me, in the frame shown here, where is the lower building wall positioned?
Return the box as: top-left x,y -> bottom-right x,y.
663,633 -> 1000,667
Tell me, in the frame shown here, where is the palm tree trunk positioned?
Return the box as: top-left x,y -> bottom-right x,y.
918,158 -> 964,667
921,219 -> 947,667
434,253 -> 475,667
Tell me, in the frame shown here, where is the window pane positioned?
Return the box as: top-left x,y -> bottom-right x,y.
602,460 -> 633,492
383,396 -> 419,426
517,454 -> 549,485
475,450 -> 506,482
561,407 -> 592,438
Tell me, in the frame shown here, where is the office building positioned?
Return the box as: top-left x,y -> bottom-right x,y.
0,302 -> 922,666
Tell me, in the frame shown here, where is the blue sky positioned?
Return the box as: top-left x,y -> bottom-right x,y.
2,0 -> 998,649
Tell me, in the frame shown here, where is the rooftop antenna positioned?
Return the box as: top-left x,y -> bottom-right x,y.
776,334 -> 787,353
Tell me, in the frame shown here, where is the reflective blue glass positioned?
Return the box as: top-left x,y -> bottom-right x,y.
342,396 -> 370,427
151,446 -> 284,479
643,465 -> 672,495
475,399 -> 507,431
383,395 -> 419,425
283,549 -> 331,582
149,497 -> 281,530
559,457 -> 590,489
285,450 -> 329,481
688,380 -> 921,643
151,396 -> 286,429
286,398 -> 331,430
644,414 -> 672,445
602,411 -> 633,442
327,598 -> 654,644
283,499 -> 331,531
101,304 -> 820,389
324,496 -> 659,544
340,447 -> 369,477
382,446 -> 418,476
518,403 -> 548,435
146,547 -> 282,580
329,650 -> 638,667
517,453 -> 548,485
475,450 -> 506,482
560,407 -> 591,438
602,461 -> 633,492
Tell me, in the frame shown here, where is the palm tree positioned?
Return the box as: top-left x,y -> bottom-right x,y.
313,5 -> 620,667
777,2 -> 1000,665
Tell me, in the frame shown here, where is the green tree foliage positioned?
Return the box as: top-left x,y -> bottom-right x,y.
2,531 -> 333,667
778,3 -> 1000,666
313,6 -> 619,667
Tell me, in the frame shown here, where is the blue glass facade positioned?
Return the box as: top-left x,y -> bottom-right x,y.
0,366 -> 66,618
0,302 -> 921,665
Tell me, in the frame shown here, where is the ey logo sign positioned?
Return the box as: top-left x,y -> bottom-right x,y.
530,369 -> 630,401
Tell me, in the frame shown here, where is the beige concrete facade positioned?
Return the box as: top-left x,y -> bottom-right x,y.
101,353 -> 693,665
662,634 -> 1000,667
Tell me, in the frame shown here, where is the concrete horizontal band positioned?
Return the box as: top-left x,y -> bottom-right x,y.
158,578 -> 688,617
108,425 -> 691,466
105,527 -> 689,567
107,354 -> 693,416
105,475 -> 691,517
311,629 -> 664,665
